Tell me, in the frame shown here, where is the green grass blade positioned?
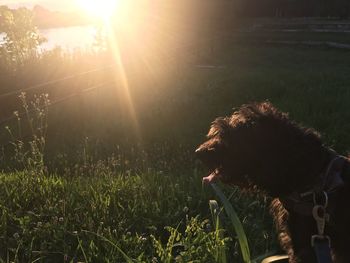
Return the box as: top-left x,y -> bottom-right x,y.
81,230 -> 134,263
77,236 -> 89,263
210,183 -> 251,263
209,200 -> 227,263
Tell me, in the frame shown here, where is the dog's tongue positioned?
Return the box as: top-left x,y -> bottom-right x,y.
203,170 -> 219,184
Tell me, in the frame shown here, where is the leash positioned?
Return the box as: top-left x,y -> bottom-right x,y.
310,154 -> 346,263
312,236 -> 332,263
311,191 -> 333,263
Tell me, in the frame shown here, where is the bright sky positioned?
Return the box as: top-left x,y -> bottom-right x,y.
0,0 -> 126,22
0,0 -> 76,11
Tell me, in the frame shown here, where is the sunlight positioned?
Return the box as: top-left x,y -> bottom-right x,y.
106,23 -> 142,141
76,0 -> 119,20
76,0 -> 142,139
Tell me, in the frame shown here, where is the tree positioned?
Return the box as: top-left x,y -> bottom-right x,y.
0,6 -> 46,69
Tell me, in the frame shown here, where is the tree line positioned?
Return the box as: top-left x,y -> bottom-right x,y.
231,0 -> 350,18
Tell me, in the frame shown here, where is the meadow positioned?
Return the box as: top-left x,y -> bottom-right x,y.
1,22 -> 350,262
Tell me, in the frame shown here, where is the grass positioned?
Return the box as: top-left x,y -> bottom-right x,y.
2,31 -> 350,262
0,170 -> 271,262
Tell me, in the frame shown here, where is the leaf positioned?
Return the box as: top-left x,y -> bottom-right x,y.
210,183 -> 251,263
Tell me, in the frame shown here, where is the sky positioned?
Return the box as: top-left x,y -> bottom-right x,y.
0,0 -> 76,11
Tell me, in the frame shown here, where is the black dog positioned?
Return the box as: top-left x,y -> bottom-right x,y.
196,102 -> 350,263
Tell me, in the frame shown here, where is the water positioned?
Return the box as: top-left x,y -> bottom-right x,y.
40,25 -> 98,51
1,25 -> 98,52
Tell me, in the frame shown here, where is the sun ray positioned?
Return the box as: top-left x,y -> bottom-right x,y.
105,24 -> 142,141
75,0 -> 142,140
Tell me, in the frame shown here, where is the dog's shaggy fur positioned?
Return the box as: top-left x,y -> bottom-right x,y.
196,102 -> 350,263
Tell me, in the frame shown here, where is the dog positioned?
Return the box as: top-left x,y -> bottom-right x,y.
195,102 -> 350,263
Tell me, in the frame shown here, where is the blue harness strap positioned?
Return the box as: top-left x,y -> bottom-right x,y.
312,235 -> 333,263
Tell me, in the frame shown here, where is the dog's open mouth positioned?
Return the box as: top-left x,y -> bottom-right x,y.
203,168 -> 221,184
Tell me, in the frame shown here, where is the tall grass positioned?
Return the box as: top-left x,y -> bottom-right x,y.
0,92 -> 272,261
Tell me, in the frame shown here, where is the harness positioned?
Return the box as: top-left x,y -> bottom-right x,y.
280,151 -> 349,263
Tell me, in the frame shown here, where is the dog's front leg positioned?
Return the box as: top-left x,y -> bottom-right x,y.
270,199 -> 318,263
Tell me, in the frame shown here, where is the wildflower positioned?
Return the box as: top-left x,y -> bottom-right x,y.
59,217 -> 64,222
139,235 -> 147,242
183,206 -> 189,213
13,111 -> 20,119
13,233 -> 20,239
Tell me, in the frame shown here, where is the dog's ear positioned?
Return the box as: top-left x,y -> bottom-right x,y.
208,117 -> 231,138
196,117 -> 230,167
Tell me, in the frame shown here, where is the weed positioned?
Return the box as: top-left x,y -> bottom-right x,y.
6,92 -> 50,176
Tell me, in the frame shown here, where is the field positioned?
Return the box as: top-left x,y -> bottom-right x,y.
1,26 -> 350,262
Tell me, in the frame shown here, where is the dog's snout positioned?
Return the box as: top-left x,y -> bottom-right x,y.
195,146 -> 215,162
195,146 -> 206,156
195,147 -> 202,155
195,147 -> 203,159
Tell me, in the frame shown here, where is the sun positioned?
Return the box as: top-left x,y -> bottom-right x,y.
76,0 -> 119,20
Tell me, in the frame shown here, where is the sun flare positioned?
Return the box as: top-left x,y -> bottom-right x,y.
77,0 -> 119,20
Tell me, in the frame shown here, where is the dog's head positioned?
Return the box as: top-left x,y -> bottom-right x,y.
196,102 -> 326,196
195,115 -> 247,186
